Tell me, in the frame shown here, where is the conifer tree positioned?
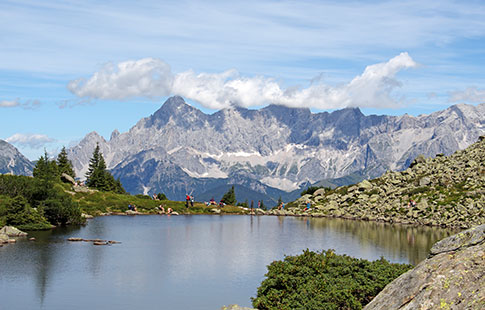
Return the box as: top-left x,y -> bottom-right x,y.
33,150 -> 58,181
85,143 -> 106,189
85,143 -> 126,193
221,185 -> 236,205
56,146 -> 75,178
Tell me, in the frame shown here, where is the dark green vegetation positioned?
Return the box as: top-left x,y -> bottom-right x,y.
57,147 -> 75,178
85,143 -> 125,194
221,185 -> 236,205
0,145 -> 126,230
0,174 -> 83,230
252,249 -> 413,310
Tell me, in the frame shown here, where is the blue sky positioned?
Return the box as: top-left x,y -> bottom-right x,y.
1,0 -> 485,160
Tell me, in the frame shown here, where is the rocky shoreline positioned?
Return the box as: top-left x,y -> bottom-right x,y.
0,226 -> 29,246
364,224 -> 485,309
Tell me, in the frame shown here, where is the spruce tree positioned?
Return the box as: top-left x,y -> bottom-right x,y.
56,146 -> 75,178
85,143 -> 126,193
85,143 -> 106,189
221,185 -> 236,205
33,150 -> 58,181
86,143 -> 101,181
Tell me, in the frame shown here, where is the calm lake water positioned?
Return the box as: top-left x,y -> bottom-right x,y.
0,215 -> 456,310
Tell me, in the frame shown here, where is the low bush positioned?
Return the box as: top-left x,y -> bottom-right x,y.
252,249 -> 412,310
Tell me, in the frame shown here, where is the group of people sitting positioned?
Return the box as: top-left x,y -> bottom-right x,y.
157,205 -> 174,214
204,197 -> 225,208
128,204 -> 137,212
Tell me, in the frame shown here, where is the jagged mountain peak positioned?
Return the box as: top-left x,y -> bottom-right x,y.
147,96 -> 206,129
155,96 -> 196,116
83,131 -> 104,141
110,129 -> 120,141
0,139 -> 34,176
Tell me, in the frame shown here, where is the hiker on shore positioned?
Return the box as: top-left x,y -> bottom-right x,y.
185,194 -> 191,208
304,201 -> 311,212
277,202 -> 284,210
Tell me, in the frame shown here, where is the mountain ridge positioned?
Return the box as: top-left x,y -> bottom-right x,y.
67,97 -> 485,200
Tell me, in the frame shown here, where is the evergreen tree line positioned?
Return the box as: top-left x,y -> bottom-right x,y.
1,144 -> 126,230
33,147 -> 75,181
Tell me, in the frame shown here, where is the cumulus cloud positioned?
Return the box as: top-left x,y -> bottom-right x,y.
68,58 -> 173,100
448,87 -> 485,103
6,133 -> 56,149
68,53 -> 417,110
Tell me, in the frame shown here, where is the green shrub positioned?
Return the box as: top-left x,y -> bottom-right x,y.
3,196 -> 52,230
0,175 -> 84,228
252,249 -> 412,310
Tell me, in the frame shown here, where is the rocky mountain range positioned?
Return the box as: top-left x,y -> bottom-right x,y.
67,96 -> 485,201
0,140 -> 34,176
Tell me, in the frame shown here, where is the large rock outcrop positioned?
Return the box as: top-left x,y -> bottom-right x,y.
0,226 -> 28,237
364,224 -> 485,310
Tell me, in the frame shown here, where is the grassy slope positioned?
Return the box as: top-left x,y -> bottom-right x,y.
70,187 -> 247,216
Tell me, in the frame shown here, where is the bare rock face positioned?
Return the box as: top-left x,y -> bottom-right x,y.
364,224 -> 485,310
60,172 -> 76,185
0,140 -> 34,176
0,226 -> 28,237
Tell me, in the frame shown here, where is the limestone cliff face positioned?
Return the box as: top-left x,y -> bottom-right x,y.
364,224 -> 485,310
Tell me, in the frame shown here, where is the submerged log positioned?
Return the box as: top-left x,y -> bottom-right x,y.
67,237 -> 84,241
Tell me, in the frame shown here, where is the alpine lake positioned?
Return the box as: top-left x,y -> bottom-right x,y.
0,214 -> 457,309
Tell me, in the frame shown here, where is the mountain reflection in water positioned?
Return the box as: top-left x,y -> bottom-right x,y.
0,215 -> 456,310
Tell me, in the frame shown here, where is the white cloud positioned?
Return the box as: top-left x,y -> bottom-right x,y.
6,133 -> 56,149
68,53 -> 417,110
0,100 -> 19,107
0,98 -> 42,109
448,87 -> 485,103
67,58 -> 173,100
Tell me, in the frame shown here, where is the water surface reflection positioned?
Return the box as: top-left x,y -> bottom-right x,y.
0,215 -> 456,310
